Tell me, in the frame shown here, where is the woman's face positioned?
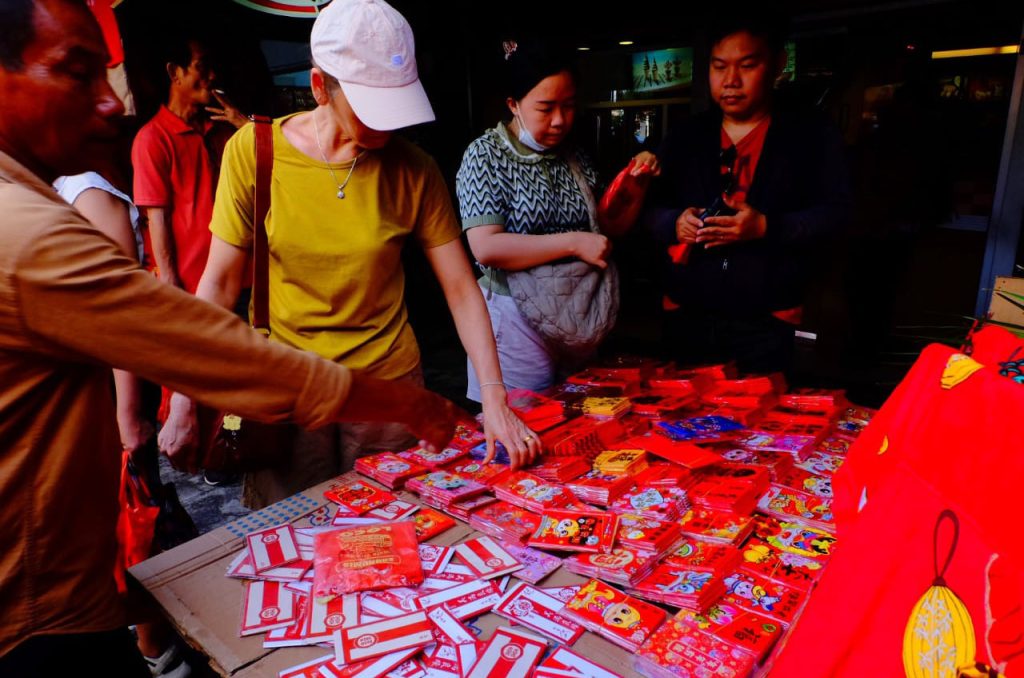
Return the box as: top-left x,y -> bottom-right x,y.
508,70 -> 576,148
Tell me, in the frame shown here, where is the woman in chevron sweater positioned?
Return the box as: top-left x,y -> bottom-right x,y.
456,39 -> 657,401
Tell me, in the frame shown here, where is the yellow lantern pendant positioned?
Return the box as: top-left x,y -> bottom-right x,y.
903,510 -> 977,677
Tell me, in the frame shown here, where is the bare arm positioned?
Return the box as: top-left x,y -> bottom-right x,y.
466,225 -> 612,272
141,206 -> 181,288
195,235 -> 248,309
423,239 -> 540,468
72,187 -> 152,455
159,235 -> 248,461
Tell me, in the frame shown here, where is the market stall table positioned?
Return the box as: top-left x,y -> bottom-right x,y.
130,472 -> 636,677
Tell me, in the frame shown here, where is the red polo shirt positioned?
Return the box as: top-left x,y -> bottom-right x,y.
132,106 -> 230,293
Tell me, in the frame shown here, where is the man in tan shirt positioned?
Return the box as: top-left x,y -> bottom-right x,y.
0,1 -> 458,673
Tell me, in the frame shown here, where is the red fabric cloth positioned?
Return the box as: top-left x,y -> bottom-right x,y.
772,333 -> 1024,676
85,0 -> 124,67
131,106 -> 230,293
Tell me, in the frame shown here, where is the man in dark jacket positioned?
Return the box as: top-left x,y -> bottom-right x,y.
647,9 -> 852,373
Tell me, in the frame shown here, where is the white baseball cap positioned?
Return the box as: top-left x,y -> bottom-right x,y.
310,0 -> 435,131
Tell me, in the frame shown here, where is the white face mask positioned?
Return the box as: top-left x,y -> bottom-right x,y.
515,110 -> 552,152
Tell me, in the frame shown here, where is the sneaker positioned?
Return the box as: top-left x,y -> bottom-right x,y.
144,643 -> 192,678
202,469 -> 239,486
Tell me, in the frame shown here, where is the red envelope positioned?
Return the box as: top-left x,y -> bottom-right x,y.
464,627 -> 548,678
323,479 -> 396,515
239,580 -> 297,636
336,610 -> 434,664
313,522 -> 423,597
246,523 -> 301,574
454,536 -> 523,578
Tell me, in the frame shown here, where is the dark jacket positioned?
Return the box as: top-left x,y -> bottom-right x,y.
646,108 -> 852,314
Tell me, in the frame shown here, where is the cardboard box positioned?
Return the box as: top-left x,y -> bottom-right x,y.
130,472 -> 634,677
989,276 -> 1024,332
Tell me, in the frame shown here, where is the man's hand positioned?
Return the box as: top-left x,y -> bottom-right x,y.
675,207 -> 703,244
158,392 -> 200,472
401,389 -> 462,455
571,232 -> 612,269
697,196 -> 767,248
479,388 -> 540,469
206,90 -> 248,129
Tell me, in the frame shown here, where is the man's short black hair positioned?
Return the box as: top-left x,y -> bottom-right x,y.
161,28 -> 212,81
0,0 -> 39,70
0,0 -> 89,72
707,5 -> 789,56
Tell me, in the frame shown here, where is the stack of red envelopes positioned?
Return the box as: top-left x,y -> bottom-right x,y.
468,500 -> 542,544
564,547 -> 656,587
565,470 -> 635,507
527,456 -> 590,483
629,562 -> 727,611
527,507 -> 619,553
608,485 -> 690,522
354,452 -> 428,490
492,471 -> 580,513
562,579 -> 665,652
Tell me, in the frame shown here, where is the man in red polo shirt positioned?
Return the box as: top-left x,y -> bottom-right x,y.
131,35 -> 244,293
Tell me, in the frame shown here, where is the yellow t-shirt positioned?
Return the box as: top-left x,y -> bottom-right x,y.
210,114 -> 460,379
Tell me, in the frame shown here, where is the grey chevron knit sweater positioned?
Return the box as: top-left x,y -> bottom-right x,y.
455,122 -> 598,295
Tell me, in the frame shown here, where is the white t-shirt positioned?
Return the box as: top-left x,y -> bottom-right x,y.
53,172 -> 144,263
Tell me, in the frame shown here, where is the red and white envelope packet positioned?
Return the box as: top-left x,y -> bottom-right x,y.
454,536 -> 523,579
365,500 -> 419,522
321,647 -> 422,678
414,580 -> 502,620
456,641 -> 483,676
427,606 -> 476,646
493,582 -> 583,644
305,593 -> 361,643
247,523 -> 302,574
418,544 -> 455,575
538,646 -> 625,678
384,658 -> 427,678
540,585 -> 581,604
424,644 -> 461,675
264,595 -> 311,648
228,548 -> 311,584
361,588 -> 420,618
464,627 -> 547,678
277,653 -> 336,678
335,610 -> 434,665
240,580 -> 297,636
499,542 -> 562,585
421,572 -> 477,592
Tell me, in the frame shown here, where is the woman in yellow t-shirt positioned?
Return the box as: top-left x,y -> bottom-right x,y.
157,0 -> 538,508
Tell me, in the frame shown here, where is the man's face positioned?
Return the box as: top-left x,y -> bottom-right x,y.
0,0 -> 124,180
171,43 -> 216,106
709,30 -> 780,122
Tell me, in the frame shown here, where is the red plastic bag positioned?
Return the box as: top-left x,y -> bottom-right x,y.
114,450 -> 159,593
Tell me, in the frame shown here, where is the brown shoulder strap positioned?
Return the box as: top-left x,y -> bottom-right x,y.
252,115 -> 273,335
